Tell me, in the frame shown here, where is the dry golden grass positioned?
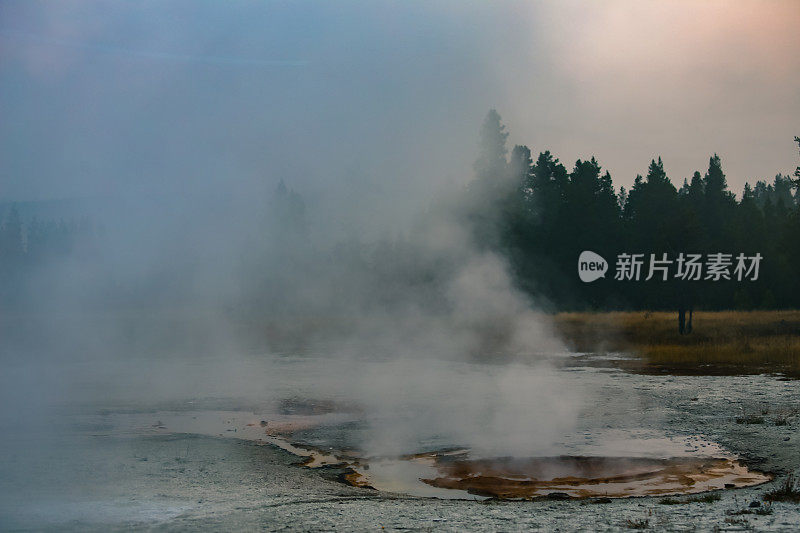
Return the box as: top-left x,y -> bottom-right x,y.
553,310 -> 800,374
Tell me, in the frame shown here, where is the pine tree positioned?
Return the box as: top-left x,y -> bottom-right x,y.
0,204 -> 23,260
793,136 -> 800,190
702,155 -> 736,250
474,109 -> 509,182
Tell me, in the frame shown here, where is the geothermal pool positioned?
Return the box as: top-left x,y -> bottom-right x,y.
2,354 -> 797,530
97,407 -> 771,500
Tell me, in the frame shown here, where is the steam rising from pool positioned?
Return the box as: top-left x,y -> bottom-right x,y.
96,408 -> 771,500
3,0 -> 578,484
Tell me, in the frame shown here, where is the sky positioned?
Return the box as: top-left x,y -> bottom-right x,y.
1,0 -> 799,209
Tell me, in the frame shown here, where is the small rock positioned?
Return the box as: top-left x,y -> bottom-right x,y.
749,501 -> 761,508
783,437 -> 790,441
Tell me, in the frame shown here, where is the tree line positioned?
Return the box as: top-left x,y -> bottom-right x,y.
0,207 -> 95,305
466,110 -> 800,311
2,110 -> 799,313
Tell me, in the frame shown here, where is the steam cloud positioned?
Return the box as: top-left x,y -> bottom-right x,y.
0,1 -> 586,462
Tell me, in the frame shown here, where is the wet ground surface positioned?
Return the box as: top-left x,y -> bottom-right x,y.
1,353 -> 799,531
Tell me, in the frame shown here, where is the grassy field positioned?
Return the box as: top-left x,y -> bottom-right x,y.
2,306 -> 798,375
553,310 -> 800,375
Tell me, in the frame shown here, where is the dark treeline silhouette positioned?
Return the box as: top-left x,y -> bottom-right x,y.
2,111 -> 799,315
0,204 -> 96,306
465,110 -> 800,312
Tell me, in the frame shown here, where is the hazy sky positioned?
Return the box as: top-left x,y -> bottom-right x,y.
1,0 -> 799,204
